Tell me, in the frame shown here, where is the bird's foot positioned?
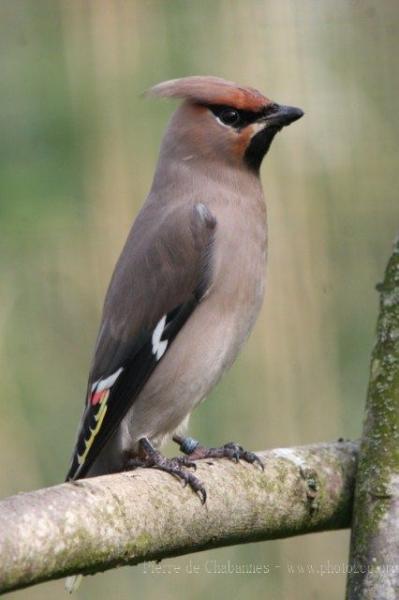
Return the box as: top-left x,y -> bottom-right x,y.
126,437 -> 207,503
173,435 -> 264,469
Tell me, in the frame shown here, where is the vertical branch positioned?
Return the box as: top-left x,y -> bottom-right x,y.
346,236 -> 399,598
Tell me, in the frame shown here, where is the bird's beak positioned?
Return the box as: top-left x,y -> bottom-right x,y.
265,104 -> 304,128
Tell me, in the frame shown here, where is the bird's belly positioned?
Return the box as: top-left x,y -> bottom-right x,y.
122,261 -> 266,452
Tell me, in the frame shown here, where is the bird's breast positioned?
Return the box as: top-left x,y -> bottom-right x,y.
206,195 -> 268,365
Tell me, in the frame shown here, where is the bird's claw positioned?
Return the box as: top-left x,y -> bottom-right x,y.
127,435 -> 261,505
173,436 -> 264,470
126,438 -> 205,503
175,455 -> 197,470
222,442 -> 264,470
177,469 -> 207,503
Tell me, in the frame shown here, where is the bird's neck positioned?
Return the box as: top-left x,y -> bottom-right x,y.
151,153 -> 264,206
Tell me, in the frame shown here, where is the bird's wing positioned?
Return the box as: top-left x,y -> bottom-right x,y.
66,201 -> 217,480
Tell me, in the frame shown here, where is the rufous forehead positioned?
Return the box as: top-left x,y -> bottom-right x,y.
148,76 -> 272,111
207,87 -> 271,111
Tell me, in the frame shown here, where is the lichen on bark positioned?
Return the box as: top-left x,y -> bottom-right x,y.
0,441 -> 357,594
346,235 -> 399,599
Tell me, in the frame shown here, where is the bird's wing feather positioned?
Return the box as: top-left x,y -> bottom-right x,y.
66,201 -> 217,480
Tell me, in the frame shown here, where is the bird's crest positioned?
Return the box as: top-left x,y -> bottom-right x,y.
147,76 -> 270,111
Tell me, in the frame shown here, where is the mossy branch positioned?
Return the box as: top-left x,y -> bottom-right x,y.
0,441 -> 357,594
346,236 -> 399,599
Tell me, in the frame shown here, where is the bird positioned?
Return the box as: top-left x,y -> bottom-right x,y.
65,75 -> 303,504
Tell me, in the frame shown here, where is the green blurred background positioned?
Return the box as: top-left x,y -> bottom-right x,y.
1,1 -> 398,598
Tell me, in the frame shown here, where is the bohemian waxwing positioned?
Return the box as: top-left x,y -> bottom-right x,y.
66,75 -> 303,500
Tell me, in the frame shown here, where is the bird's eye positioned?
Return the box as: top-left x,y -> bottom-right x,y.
219,108 -> 240,126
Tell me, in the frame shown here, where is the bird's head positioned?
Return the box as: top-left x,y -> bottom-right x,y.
148,76 -> 303,173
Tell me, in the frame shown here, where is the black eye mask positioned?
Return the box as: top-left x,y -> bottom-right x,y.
207,104 -> 279,130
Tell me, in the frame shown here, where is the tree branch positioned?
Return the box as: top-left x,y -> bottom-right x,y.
346,236 -> 399,599
0,441 -> 357,594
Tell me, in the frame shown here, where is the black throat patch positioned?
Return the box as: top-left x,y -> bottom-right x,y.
244,125 -> 281,173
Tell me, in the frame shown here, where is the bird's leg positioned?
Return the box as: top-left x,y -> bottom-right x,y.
125,437 -> 207,503
173,435 -> 264,469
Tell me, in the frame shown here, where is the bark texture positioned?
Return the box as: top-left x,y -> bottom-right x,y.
346,236 -> 399,599
0,441 -> 357,594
